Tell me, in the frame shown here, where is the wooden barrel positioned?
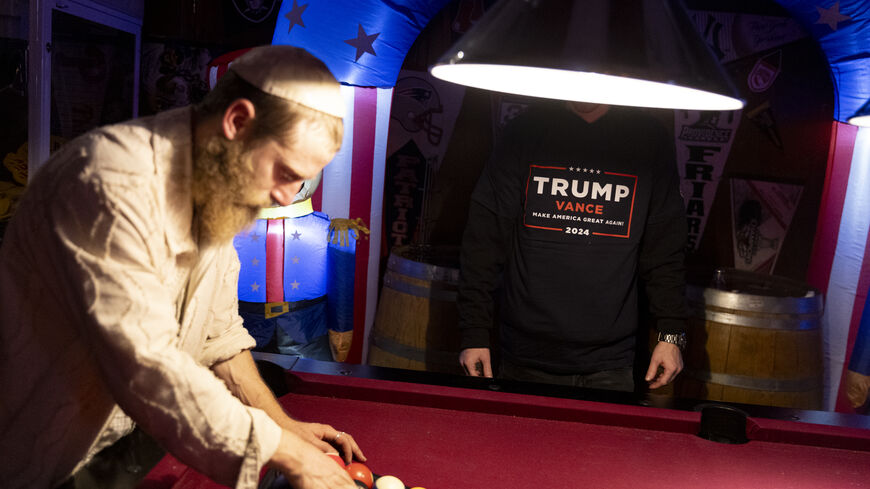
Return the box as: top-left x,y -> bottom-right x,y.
676,269 -> 824,410
368,245 -> 463,374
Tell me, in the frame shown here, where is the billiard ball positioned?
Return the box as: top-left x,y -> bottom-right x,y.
374,475 -> 404,489
346,462 -> 374,488
326,453 -> 346,468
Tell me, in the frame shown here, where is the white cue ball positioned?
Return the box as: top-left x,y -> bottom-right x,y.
375,475 -> 405,489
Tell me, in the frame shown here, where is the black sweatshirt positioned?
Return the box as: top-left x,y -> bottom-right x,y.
458,102 -> 688,374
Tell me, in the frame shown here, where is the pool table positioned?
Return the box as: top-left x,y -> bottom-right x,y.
139,355 -> 870,489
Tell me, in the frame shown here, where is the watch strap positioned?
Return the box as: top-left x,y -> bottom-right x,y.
657,332 -> 687,351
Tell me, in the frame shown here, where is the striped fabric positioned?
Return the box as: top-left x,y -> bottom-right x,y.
317,85 -> 393,363
771,0 -> 870,412
807,124 -> 870,410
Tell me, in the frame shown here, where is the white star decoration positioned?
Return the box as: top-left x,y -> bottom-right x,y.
251,258 -> 259,267
251,282 -> 260,292
815,1 -> 850,30
566,167 -> 601,174
292,256 -> 300,264
291,280 -> 300,290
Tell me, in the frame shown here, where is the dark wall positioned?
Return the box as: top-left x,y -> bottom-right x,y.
143,0 -> 278,49
688,34 -> 832,282
140,0 -> 834,284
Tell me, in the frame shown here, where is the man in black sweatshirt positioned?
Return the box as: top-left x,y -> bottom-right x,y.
457,100 -> 688,391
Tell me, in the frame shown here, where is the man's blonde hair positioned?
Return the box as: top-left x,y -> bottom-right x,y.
194,70 -> 343,153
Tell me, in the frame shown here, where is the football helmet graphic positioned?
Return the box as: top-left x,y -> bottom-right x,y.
392,76 -> 444,146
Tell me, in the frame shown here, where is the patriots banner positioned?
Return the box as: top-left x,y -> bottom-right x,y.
385,70 -> 466,246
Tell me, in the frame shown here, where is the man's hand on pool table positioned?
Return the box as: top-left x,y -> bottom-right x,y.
460,348 -> 493,377
269,429 -> 357,489
645,341 -> 684,389
283,419 -> 366,464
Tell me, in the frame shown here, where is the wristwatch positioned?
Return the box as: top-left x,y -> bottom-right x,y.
657,332 -> 687,351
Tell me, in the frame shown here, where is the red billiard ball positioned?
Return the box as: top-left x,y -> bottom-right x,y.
346,462 -> 374,489
327,453 -> 346,468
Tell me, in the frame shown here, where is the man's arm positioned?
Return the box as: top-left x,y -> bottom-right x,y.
457,115 -> 530,377
457,201 -> 512,377
48,151 -> 345,487
638,120 -> 689,389
211,350 -> 365,462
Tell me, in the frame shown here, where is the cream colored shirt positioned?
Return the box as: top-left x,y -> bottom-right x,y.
0,107 -> 281,489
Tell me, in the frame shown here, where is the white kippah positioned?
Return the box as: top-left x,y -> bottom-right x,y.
230,45 -> 345,119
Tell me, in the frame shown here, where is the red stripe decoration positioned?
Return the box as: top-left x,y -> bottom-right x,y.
207,48 -> 254,92
346,87 -> 378,364
806,121 -> 858,292
266,219 -> 285,302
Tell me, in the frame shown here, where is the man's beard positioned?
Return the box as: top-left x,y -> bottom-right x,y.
192,136 -> 270,244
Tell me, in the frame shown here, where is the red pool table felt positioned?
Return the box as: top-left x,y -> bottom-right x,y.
140,371 -> 870,489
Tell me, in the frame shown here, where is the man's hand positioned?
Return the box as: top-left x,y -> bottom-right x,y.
845,369 -> 870,409
211,351 -> 365,463
645,341 -> 683,389
282,419 -> 365,464
459,348 -> 493,377
270,429 -> 356,489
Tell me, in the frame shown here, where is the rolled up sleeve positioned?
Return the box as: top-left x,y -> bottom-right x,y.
200,251 -> 258,367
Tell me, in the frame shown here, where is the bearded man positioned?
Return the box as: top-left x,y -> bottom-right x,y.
0,46 -> 363,489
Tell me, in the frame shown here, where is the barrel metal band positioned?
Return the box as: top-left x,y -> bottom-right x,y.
387,253 -> 460,283
685,369 -> 822,392
689,303 -> 820,331
686,286 -> 823,315
383,271 -> 457,302
370,334 -> 459,365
